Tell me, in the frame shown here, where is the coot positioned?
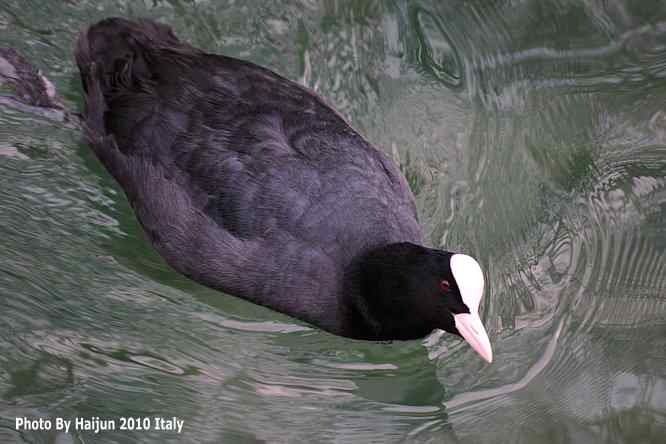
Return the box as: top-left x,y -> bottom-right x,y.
75,17 -> 492,362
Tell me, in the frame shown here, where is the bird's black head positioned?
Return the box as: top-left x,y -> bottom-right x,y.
350,242 -> 492,362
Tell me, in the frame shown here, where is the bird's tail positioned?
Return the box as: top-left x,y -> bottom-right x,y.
74,17 -> 182,98
75,17 -> 186,139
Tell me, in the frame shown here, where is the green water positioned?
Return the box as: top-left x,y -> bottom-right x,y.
1,1 -> 665,443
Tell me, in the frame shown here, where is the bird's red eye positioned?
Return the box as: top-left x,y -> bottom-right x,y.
440,280 -> 450,292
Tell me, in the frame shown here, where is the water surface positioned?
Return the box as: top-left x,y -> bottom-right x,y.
1,1 -> 665,443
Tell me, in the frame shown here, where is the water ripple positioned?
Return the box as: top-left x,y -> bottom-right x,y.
1,1 -> 666,443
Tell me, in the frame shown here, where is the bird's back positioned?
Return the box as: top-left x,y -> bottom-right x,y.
75,17 -> 422,333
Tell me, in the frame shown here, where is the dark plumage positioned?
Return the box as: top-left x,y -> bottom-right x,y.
74,18 -> 492,360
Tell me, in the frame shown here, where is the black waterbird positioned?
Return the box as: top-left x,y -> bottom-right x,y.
74,17 -> 492,362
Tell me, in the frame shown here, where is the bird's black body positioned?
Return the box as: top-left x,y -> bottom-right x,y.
75,18 -> 467,341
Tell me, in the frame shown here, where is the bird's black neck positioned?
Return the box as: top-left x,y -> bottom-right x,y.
340,243 -> 439,341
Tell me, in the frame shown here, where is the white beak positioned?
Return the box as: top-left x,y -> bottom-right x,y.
454,312 -> 493,363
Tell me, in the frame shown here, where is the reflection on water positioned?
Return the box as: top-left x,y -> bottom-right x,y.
1,0 -> 665,443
